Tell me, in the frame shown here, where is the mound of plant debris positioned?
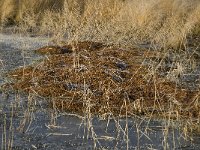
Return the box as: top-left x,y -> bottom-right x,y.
3,41 -> 200,120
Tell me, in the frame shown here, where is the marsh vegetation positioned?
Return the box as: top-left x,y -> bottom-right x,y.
0,0 -> 200,149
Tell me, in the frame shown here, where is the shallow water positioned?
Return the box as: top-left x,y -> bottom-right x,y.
0,33 -> 200,149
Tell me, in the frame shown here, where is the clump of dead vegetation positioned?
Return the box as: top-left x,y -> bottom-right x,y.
3,41 -> 199,131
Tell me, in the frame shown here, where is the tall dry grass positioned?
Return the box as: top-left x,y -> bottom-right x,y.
1,0 -> 200,48
0,0 -> 64,25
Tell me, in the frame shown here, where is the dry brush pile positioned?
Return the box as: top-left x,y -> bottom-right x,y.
3,41 -> 199,127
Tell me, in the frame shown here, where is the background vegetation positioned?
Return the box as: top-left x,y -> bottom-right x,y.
0,0 -> 200,48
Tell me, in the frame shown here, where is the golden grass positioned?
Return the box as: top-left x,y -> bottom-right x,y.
1,0 -> 200,48
0,0 -> 59,25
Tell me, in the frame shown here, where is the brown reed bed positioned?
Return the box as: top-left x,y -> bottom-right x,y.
3,41 -> 200,124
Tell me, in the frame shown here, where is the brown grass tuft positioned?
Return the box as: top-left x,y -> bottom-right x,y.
4,41 -> 200,120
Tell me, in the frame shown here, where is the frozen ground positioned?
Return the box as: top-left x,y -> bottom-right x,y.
0,33 -> 200,149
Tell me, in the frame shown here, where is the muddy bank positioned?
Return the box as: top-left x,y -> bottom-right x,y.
0,33 -> 200,149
